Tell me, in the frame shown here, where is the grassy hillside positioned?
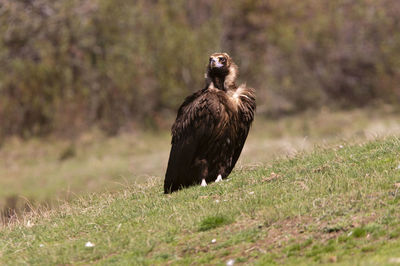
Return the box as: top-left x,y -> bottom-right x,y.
2,108 -> 400,217
1,137 -> 400,265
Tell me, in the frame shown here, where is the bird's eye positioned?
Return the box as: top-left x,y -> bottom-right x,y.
220,57 -> 226,63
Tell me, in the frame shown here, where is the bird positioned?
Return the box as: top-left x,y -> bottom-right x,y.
164,52 -> 256,193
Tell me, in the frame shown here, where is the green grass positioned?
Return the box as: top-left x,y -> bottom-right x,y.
1,137 -> 400,264
2,107 -> 400,216
198,215 -> 233,232
0,130 -> 171,214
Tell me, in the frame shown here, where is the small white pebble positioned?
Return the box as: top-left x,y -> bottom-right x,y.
26,220 -> 34,228
215,200 -> 220,203
249,191 -> 255,195
347,231 -> 353,237
226,259 -> 235,266
39,244 -> 44,247
117,223 -> 122,230
223,199 -> 227,202
339,145 -> 344,149
211,238 -> 217,243
85,241 -> 95,248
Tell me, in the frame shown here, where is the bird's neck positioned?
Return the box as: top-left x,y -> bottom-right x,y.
209,75 -> 236,91
211,76 -> 226,91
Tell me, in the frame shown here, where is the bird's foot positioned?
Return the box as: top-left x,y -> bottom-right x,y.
201,179 -> 207,187
215,175 -> 223,183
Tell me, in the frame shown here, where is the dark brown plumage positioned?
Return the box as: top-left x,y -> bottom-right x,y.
164,53 -> 256,193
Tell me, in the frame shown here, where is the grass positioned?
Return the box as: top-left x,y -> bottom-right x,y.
1,136 -> 400,264
2,107 -> 400,216
0,130 -> 171,215
198,215 -> 233,232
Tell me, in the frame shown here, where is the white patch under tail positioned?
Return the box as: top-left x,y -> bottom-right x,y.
215,175 -> 223,182
201,179 -> 207,187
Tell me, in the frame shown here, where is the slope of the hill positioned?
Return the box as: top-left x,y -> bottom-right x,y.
1,138 -> 400,265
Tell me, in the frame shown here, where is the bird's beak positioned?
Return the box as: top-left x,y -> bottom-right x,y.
211,58 -> 223,68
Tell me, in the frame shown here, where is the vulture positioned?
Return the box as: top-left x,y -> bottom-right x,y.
164,52 -> 256,193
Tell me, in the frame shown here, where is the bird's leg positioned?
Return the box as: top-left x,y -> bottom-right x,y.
215,174 -> 223,183
196,159 -> 208,187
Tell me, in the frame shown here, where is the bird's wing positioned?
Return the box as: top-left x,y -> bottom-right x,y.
164,91 -> 221,193
227,126 -> 250,175
226,86 -> 256,176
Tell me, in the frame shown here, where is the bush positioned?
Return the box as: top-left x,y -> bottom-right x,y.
222,0 -> 400,113
1,0 -> 400,137
0,0 -> 220,137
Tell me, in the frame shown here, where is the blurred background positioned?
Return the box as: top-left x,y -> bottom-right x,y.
1,0 -> 400,221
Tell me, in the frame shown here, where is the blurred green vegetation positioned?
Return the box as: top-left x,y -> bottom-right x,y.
1,0 -> 400,138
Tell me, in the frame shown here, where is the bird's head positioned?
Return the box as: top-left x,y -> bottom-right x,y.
207,52 -> 238,89
208,53 -> 230,75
